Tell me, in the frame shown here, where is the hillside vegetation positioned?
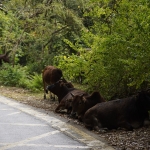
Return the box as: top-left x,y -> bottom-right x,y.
0,0 -> 150,100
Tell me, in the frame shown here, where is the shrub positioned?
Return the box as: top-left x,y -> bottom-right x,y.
0,64 -> 28,87
27,73 -> 43,92
0,64 -> 43,92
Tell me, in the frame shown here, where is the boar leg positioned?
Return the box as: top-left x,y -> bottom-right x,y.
55,104 -> 65,113
92,118 -> 108,133
84,116 -> 103,132
78,115 -> 84,122
118,121 -> 133,131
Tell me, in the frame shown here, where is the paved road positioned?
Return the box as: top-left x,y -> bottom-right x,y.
0,95 -> 114,150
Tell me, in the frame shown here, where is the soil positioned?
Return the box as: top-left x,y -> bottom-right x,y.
0,86 -> 150,150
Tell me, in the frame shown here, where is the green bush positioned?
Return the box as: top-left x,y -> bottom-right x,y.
54,54 -> 87,83
0,64 -> 43,92
55,0 -> 150,100
27,73 -> 43,92
0,64 -> 28,87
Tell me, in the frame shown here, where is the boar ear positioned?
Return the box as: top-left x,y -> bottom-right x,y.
59,80 -> 63,86
82,96 -> 86,103
70,92 -> 75,97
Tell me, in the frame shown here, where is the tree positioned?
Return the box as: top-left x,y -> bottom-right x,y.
56,0 -> 150,99
1,0 -> 86,72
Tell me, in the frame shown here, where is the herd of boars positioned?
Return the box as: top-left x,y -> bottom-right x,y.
42,65 -> 150,132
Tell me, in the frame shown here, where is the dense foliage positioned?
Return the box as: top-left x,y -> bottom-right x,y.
55,0 -> 150,99
0,0 -> 150,99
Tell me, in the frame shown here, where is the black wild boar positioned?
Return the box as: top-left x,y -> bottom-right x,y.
71,91 -> 105,121
84,90 -> 150,131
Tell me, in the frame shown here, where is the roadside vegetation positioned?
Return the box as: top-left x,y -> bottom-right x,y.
0,0 -> 150,100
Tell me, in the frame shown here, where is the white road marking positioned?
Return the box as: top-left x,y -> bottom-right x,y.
0,130 -> 60,150
0,143 -> 89,149
7,112 -> 20,116
54,145 -> 89,148
0,112 -> 20,118
0,123 -> 47,126
0,109 -> 14,111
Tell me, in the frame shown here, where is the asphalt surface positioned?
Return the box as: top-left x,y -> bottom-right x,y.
0,95 -> 114,150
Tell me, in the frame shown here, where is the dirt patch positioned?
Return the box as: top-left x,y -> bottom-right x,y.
0,86 -> 150,150
0,86 -> 58,111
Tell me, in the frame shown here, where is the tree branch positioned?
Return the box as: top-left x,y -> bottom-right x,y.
44,25 -> 68,48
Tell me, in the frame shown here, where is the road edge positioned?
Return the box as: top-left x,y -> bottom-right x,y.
0,95 -> 115,150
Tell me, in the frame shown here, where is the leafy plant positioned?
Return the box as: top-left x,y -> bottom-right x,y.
0,64 -> 28,87
27,73 -> 43,92
55,0 -> 150,99
0,64 -> 43,92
